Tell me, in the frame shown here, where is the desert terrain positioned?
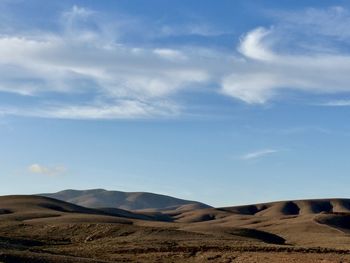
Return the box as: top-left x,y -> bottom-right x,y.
1,191 -> 350,262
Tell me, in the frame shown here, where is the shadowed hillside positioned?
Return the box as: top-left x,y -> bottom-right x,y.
222,198 -> 350,216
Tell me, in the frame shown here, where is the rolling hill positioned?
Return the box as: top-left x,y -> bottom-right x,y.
2,194 -> 350,262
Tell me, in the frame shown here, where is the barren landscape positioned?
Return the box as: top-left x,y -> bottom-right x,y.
1,0 -> 350,262
1,191 -> 350,262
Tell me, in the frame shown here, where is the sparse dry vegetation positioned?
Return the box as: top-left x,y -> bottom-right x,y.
1,195 -> 350,262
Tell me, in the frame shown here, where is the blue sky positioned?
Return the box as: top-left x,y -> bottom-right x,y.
1,0 -> 350,206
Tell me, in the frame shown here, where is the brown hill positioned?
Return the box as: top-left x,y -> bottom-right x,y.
222,198 -> 350,216
2,195 -> 350,262
0,195 -> 176,224
0,195 -> 137,224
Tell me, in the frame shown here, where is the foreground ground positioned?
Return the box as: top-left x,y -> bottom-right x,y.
1,195 -> 350,262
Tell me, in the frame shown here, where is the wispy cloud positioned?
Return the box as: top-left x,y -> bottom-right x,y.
0,5 -> 213,119
28,164 -> 66,176
271,6 -> 350,41
159,23 -> 230,37
317,100 -> 350,107
222,24 -> 350,103
1,5 -> 350,119
240,149 -> 279,160
0,100 -> 180,120
153,48 -> 187,61
221,6 -> 350,104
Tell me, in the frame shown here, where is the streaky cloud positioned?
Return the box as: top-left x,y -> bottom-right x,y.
317,100 -> 350,107
1,5 -> 350,118
240,149 -> 279,160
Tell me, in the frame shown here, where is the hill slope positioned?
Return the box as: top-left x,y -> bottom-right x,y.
2,195 -> 350,262
0,195 -> 135,224
170,198 -> 350,223
40,189 -> 211,211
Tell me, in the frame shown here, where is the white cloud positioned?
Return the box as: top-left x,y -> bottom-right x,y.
240,149 -> 279,160
0,35 -> 209,98
222,72 -> 280,104
238,27 -> 276,61
0,5 -> 213,118
0,100 -> 179,119
28,164 -> 66,176
271,6 -> 350,41
317,100 -> 350,107
1,5 -> 350,119
160,23 -> 229,37
153,48 -> 187,61
222,23 -> 350,103
64,5 -> 94,19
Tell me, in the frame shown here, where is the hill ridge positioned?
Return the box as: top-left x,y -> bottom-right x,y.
40,189 -> 212,211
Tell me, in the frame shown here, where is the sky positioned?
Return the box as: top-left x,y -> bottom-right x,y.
1,0 -> 350,207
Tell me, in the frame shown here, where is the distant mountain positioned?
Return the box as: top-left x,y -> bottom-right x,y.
40,189 -> 211,211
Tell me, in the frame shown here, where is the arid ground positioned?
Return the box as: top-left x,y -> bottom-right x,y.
1,194 -> 350,262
